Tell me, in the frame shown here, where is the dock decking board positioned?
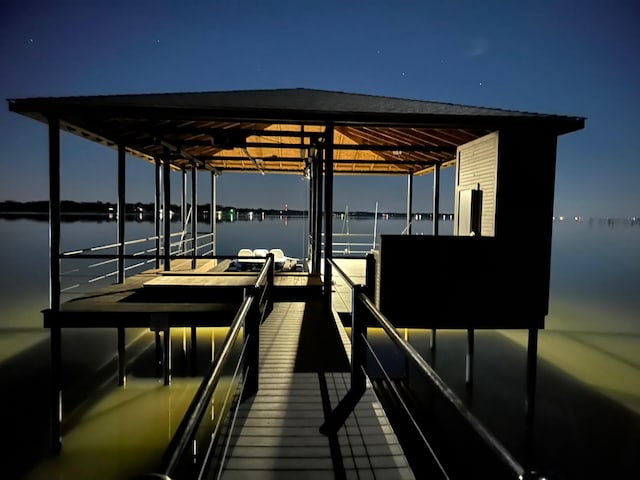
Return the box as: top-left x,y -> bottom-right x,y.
219,301 -> 415,479
45,268 -> 323,328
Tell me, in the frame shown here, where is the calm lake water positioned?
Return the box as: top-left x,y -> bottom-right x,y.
0,215 -> 638,479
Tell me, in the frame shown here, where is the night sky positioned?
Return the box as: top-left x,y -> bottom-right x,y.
1,0 -> 638,216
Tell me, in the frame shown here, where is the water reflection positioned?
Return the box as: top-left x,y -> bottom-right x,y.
357,326 -> 640,479
1,325 -> 234,480
1,217 -> 639,479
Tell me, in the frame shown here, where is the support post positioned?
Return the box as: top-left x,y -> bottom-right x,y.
524,328 -> 539,476
48,117 -> 61,312
365,252 -> 375,300
266,253 -> 274,312
48,116 -> 62,454
313,146 -> 323,275
318,284 -> 367,435
50,324 -> 61,453
181,169 -> 187,255
151,314 -> 169,385
190,326 -> 197,376
155,330 -> 162,377
163,147 -> 171,271
117,144 -> 126,284
431,162 -> 441,349
242,287 -> 260,401
526,328 -> 539,413
352,284 -> 367,394
323,124 -> 334,312
211,172 -> 217,256
191,161 -> 198,269
163,328 -> 171,386
154,157 -> 161,269
306,154 -> 314,271
433,161 -> 441,236
406,173 -> 413,235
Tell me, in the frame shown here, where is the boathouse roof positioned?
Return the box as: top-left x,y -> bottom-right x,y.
7,88 -> 585,176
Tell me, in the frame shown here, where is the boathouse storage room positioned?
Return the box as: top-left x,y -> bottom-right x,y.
375,129 -> 560,330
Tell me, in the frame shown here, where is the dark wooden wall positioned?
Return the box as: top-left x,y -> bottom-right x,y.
375,234 -> 547,329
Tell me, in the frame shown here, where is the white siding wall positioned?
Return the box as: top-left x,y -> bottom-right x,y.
455,131 -> 498,237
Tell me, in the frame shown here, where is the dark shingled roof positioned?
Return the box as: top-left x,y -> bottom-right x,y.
7,88 -> 585,176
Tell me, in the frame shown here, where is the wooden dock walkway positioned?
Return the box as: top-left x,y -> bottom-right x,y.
219,300 -> 415,479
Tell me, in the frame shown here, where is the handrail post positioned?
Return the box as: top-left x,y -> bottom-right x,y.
267,253 -> 274,306
319,282 -> 367,435
162,146 -> 171,271
242,287 -> 260,401
365,252 -> 375,300
47,116 -> 62,454
352,284 -> 367,394
154,157 -> 161,269
190,160 -> 198,269
117,144 -> 126,284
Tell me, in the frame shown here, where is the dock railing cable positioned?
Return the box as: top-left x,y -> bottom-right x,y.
58,229 -> 216,296
321,232 -> 376,257
143,255 -> 273,480
327,257 -> 540,480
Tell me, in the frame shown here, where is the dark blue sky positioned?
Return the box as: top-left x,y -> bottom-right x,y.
1,0 -> 638,216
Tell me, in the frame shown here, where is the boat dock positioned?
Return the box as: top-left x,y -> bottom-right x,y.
6,87 -> 587,479
38,257 -> 418,479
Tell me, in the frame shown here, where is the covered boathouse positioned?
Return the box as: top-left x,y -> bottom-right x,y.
7,88 -> 584,479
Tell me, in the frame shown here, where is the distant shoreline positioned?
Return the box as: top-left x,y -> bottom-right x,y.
1,201 -> 637,225
0,200 -> 448,220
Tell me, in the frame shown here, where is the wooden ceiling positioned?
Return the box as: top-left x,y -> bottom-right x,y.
85,120 -> 484,175
8,88 -> 585,176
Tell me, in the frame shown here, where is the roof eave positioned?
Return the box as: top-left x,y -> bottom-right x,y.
8,99 -> 585,135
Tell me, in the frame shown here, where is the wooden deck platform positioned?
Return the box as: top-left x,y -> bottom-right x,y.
44,261 -> 323,328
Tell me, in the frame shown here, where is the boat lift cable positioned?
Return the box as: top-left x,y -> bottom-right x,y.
241,147 -> 265,175
342,205 -> 350,255
178,205 -> 192,254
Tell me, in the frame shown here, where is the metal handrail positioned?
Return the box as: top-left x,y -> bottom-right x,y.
161,296 -> 250,476
61,253 -> 238,261
321,232 -> 377,257
206,360 -> 250,480
363,334 -> 448,478
59,229 -> 217,296
60,230 -> 215,257
327,257 -> 528,479
197,342 -> 250,480
356,292 -> 525,477
150,256 -> 273,479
